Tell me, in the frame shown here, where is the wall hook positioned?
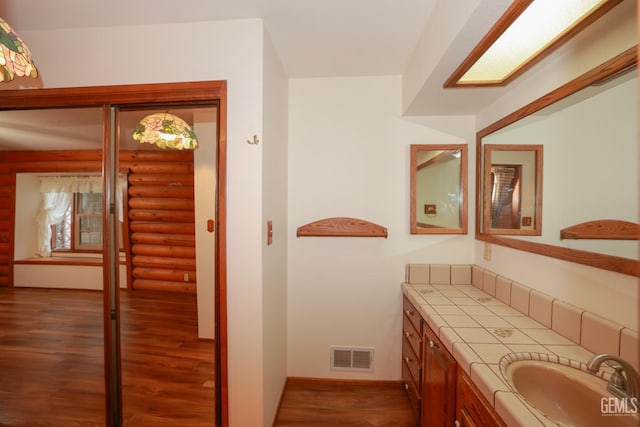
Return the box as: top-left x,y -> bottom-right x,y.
247,135 -> 259,145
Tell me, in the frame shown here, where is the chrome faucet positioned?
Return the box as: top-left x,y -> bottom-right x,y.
586,354 -> 640,400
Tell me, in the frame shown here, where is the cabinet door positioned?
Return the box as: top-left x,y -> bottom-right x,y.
457,408 -> 478,427
455,367 -> 506,427
421,324 -> 456,427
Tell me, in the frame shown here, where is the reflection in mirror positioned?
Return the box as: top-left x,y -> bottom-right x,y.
0,107 -> 106,424
0,105 -> 218,424
476,47 -> 638,276
482,144 -> 542,235
117,107 -> 217,425
410,144 -> 467,234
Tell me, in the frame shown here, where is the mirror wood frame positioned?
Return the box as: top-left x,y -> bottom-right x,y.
482,144 -> 543,236
475,46 -> 638,277
410,144 -> 468,235
0,81 -> 229,425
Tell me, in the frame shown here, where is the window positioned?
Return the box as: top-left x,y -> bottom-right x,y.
52,193 -> 103,252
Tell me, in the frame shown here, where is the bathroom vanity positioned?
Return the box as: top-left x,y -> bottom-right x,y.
401,264 -> 640,427
403,295 -> 504,427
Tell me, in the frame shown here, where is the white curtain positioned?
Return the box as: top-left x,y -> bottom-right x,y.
36,176 -> 103,257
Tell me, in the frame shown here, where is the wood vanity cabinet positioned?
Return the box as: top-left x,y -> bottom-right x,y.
421,323 -> 457,427
455,366 -> 506,427
402,295 -> 504,427
402,296 -> 423,420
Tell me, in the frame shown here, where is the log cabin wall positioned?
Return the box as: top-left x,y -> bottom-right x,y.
126,151 -> 196,293
0,172 -> 15,287
0,150 -> 196,293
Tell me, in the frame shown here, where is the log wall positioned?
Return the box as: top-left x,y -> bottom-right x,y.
126,152 -> 196,293
0,150 -> 196,293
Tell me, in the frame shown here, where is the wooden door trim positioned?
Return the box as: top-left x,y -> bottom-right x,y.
0,81 -> 229,427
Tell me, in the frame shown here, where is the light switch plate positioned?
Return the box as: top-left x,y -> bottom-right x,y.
483,242 -> 492,261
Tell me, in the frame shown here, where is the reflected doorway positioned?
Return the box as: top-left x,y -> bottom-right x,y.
490,164 -> 522,229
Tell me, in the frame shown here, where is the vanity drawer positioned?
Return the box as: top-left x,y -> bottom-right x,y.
403,297 -> 422,334
402,358 -> 421,418
403,312 -> 422,359
402,296 -> 423,421
402,336 -> 422,387
456,366 -> 506,427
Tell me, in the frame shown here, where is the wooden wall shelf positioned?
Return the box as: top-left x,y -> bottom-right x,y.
296,217 -> 388,238
560,219 -> 640,240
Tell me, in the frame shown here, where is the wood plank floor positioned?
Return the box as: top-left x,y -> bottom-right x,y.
0,288 -> 215,427
274,379 -> 418,427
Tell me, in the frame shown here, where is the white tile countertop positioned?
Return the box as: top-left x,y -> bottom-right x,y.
402,281 -> 622,427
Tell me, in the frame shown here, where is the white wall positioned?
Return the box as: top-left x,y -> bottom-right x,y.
11,19 -> 267,427
287,75 -> 475,380
402,0 -> 489,113
261,29 -> 289,426
474,0 -> 639,329
14,263 -> 128,290
194,110 -> 217,340
14,174 -> 40,259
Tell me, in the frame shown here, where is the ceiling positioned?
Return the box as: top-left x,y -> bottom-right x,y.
0,0 -> 631,150
1,0 -> 443,78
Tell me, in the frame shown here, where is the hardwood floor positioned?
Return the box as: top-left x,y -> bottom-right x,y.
0,288 -> 215,427
274,379 -> 418,427
1,288 -> 417,426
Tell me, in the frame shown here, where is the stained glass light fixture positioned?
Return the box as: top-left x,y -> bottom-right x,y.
0,17 -> 38,82
132,112 -> 198,150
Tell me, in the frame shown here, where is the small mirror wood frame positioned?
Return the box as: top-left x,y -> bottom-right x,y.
482,144 -> 543,236
410,144 -> 468,235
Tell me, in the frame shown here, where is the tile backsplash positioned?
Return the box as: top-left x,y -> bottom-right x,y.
405,263 -> 640,372
529,291 -> 553,328
551,300 -> 582,344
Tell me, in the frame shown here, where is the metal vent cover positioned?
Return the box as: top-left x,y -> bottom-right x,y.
330,346 -> 374,371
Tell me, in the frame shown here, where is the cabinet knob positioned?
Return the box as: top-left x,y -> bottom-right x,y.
454,421 -> 462,427
404,356 -> 412,364
428,340 -> 438,349
404,309 -> 414,316
404,331 -> 411,338
404,383 -> 409,391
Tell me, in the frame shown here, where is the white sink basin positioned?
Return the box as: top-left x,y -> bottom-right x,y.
503,359 -> 640,426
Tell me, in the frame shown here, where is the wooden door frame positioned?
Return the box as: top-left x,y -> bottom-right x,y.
0,81 -> 229,426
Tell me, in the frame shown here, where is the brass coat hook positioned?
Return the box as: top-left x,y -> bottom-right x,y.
247,135 -> 259,145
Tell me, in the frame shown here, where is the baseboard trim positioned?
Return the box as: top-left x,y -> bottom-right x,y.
271,377 -> 290,427
285,376 -> 404,388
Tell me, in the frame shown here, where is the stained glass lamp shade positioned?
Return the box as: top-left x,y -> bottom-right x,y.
132,113 -> 198,150
0,17 -> 38,82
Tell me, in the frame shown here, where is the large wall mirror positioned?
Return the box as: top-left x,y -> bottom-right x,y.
0,83 -> 226,426
476,47 -> 638,277
411,144 -> 468,234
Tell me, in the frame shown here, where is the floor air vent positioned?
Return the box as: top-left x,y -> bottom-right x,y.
330,346 -> 374,372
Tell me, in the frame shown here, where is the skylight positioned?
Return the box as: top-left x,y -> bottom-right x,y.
444,0 -> 622,87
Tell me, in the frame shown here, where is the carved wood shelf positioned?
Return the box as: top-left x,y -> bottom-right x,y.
296,217 -> 388,238
560,219 -> 640,240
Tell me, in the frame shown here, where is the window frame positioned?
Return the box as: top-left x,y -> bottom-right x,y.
51,192 -> 103,253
